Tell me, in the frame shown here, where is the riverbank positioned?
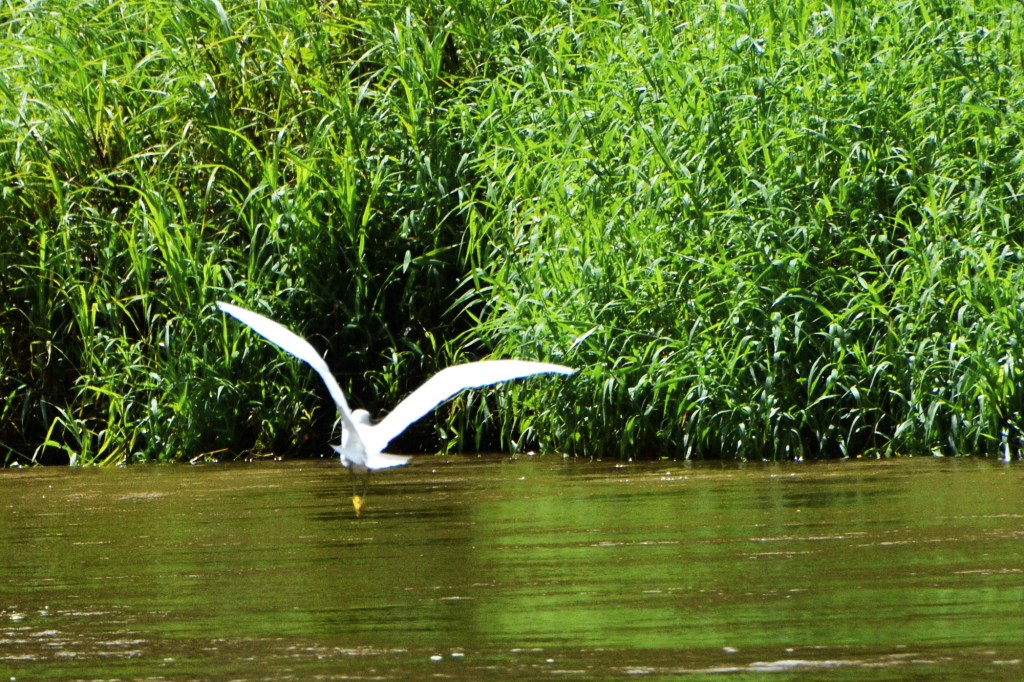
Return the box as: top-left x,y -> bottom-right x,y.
3,0 -> 1023,463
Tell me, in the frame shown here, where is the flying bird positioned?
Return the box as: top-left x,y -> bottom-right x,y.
217,302 -> 574,515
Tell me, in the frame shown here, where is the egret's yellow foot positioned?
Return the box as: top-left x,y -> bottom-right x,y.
352,495 -> 365,517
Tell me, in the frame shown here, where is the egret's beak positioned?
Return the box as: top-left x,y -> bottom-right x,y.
352,495 -> 365,517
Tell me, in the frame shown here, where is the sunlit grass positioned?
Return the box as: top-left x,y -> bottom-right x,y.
464,0 -> 1024,460
2,0 -> 1023,464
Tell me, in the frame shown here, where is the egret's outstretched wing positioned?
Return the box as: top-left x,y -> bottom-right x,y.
217,302 -> 362,446
367,452 -> 413,469
368,360 -> 575,451
331,446 -> 410,470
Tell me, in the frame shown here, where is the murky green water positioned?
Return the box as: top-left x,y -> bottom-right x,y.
1,457 -> 1021,680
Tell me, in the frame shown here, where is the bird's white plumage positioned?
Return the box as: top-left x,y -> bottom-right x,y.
217,302 -> 574,476
368,360 -> 575,451
216,302 -> 366,464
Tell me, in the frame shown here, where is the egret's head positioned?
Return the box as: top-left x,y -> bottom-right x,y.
351,409 -> 372,425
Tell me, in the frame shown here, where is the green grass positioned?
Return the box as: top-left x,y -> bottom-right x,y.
2,0 -> 1023,465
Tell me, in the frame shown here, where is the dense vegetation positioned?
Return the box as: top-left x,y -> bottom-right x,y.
3,0 -> 1023,465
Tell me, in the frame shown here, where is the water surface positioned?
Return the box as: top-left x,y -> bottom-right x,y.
1,457 -> 1021,680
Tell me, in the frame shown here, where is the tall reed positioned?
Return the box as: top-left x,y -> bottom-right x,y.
1,0 -> 487,463
457,0 -> 1024,459
2,0 -> 1022,464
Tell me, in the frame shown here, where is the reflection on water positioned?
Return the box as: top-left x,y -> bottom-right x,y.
1,458 -> 1021,680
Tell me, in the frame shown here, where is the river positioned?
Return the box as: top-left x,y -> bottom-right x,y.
1,456 -> 1021,680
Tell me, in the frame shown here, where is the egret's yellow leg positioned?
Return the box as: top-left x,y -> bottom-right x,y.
349,469 -> 370,517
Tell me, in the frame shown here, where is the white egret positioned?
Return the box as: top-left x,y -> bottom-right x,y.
217,302 -> 574,515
